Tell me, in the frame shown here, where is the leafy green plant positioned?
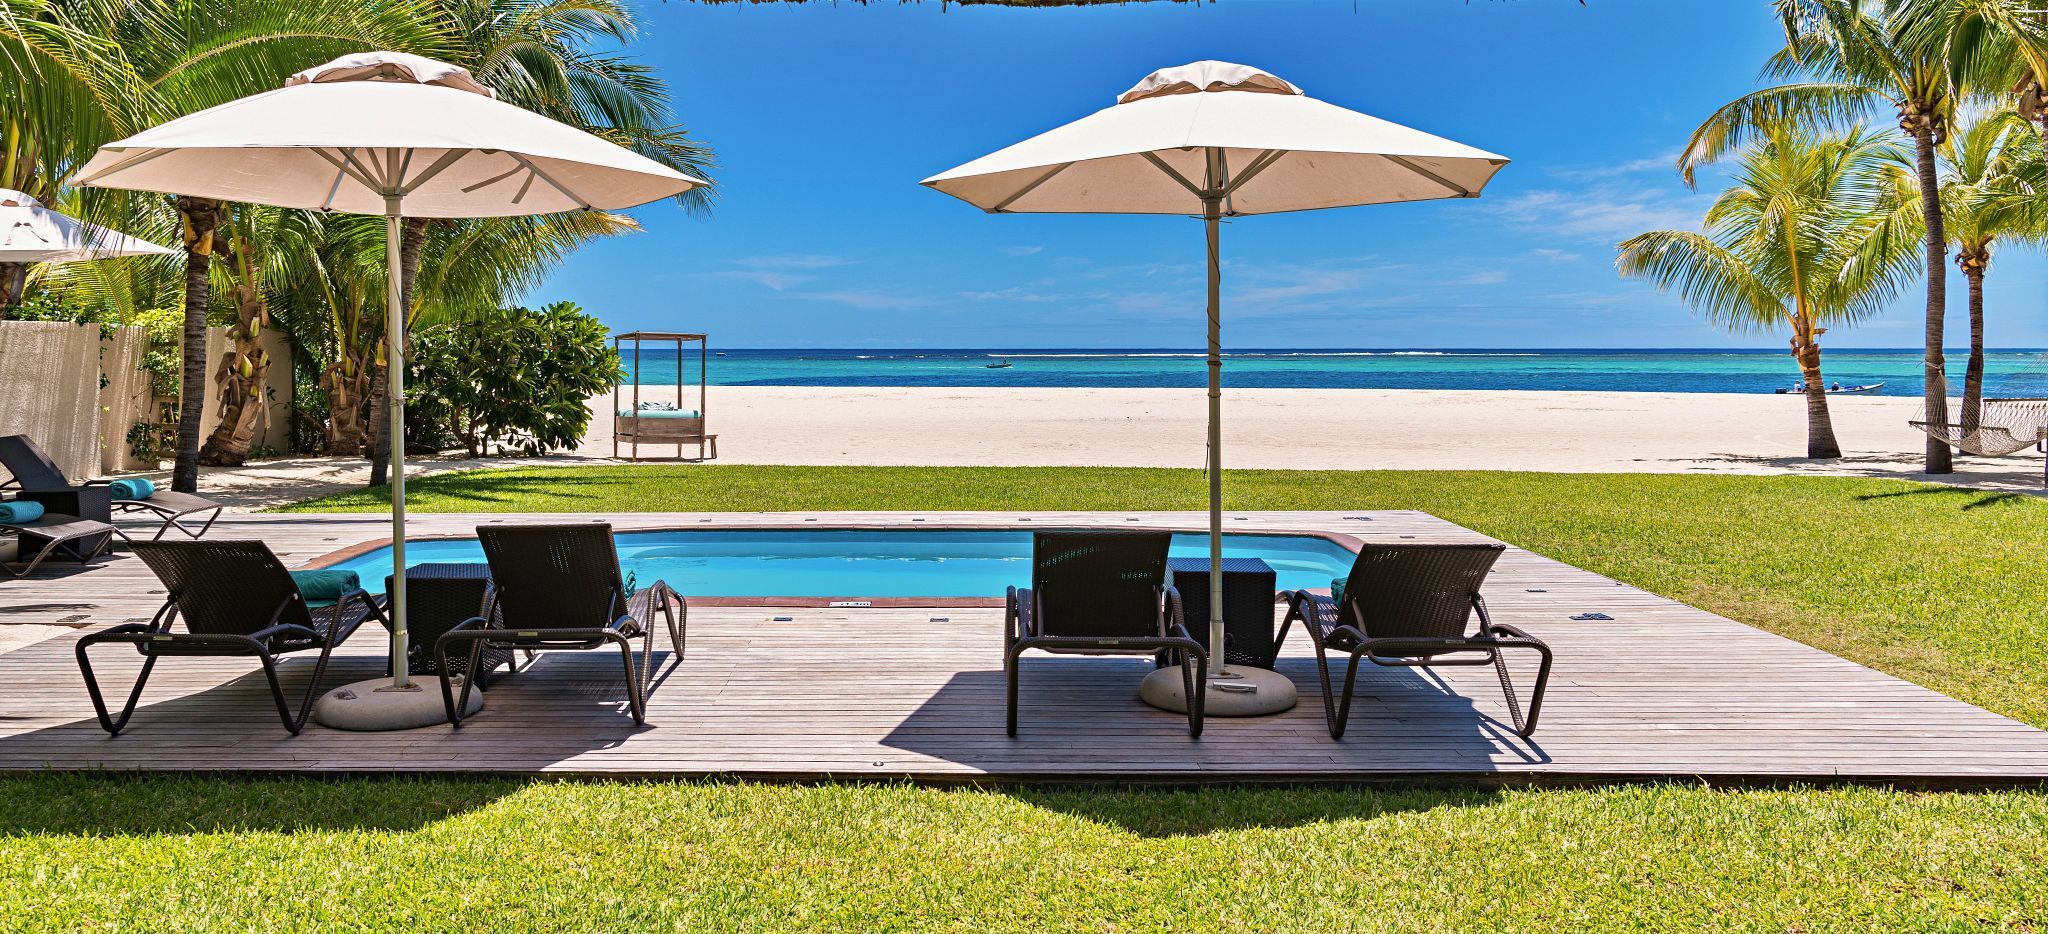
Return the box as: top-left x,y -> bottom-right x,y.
407,301 -> 620,457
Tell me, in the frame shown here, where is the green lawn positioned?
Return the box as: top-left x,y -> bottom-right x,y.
289,464 -> 2048,730
4,466 -> 2039,929
1,777 -> 2044,929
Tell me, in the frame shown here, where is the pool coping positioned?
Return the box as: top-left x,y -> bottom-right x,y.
302,522 -> 1368,608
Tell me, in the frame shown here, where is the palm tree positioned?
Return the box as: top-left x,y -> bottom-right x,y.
1931,107 -> 2047,433
1623,127 -> 1923,458
1682,0 -> 1967,473
362,0 -> 718,486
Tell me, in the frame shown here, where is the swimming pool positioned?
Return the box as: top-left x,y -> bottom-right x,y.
324,529 -> 1356,599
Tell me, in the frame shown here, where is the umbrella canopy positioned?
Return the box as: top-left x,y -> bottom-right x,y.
78,51 -> 705,723
76,51 -> 703,216
923,61 -> 1507,713
0,189 -> 176,263
923,60 -> 1507,215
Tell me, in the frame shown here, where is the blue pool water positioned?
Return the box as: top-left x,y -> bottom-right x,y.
328,529 -> 1357,598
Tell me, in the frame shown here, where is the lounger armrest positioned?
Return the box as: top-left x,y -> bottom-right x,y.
1159,583 -> 1186,639
78,479 -> 114,487
1484,621 -> 1548,647
1007,586 -> 1035,641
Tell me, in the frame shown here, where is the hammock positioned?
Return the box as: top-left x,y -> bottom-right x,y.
1911,397 -> 2048,456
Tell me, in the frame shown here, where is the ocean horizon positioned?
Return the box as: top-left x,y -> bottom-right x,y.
616,347 -> 2048,396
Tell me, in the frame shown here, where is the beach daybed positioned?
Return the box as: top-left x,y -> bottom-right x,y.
436,522 -> 684,727
1280,542 -> 1553,739
75,540 -> 386,735
0,499 -> 118,579
0,434 -> 224,540
1005,530 -> 1208,737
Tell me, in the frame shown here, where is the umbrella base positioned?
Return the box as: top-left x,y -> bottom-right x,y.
312,676 -> 480,731
1138,665 -> 1297,717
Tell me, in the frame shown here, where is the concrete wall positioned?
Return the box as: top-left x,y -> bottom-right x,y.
0,319 -> 293,483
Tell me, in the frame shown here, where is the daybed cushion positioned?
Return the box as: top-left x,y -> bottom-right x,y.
617,408 -> 701,419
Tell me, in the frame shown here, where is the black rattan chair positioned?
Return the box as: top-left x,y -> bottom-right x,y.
1280,542 -> 1553,739
0,434 -> 223,540
1006,530 -> 1207,737
436,523 -> 684,727
75,540 -> 386,735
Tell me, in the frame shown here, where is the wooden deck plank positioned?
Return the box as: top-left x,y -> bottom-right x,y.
2,509 -> 2045,785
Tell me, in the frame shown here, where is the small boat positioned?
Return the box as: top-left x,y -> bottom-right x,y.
985,359 -> 1013,369
1776,381 -> 1884,394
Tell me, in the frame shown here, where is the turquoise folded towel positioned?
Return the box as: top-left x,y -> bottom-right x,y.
108,477 -> 155,501
1330,575 -> 1347,607
289,569 -> 360,608
0,500 -> 45,524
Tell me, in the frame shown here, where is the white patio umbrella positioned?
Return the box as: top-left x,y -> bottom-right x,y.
923,61 -> 1508,714
0,188 -> 176,304
75,51 -> 705,729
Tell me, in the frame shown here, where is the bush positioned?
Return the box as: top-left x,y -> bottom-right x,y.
407,301 -> 620,457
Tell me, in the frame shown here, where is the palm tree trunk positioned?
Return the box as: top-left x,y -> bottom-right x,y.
0,261 -> 28,313
366,217 -> 428,488
1792,327 -> 1841,459
171,196 -> 225,494
1961,256 -> 1987,436
1912,124 -> 1953,474
199,232 -> 270,466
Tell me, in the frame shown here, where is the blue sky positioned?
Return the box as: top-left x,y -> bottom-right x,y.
529,0 -> 2048,350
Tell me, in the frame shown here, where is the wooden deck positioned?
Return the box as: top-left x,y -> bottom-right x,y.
2,510 -> 2046,785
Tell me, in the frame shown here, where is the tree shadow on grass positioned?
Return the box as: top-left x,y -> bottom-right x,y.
1005,782 -> 1503,839
1854,486 -> 2030,511
0,772 -> 525,835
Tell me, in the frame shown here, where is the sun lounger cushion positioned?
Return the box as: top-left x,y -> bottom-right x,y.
289,568 -> 360,608
0,499 -> 44,524
108,477 -> 156,500
616,408 -> 701,419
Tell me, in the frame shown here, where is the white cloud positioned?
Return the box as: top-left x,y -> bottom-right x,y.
788,289 -> 937,310
1531,247 -> 1582,263
717,269 -> 812,291
715,254 -> 859,291
1001,245 -> 1045,256
1494,188 -> 1700,242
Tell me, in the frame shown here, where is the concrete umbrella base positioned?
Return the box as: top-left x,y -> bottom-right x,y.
1139,665 -> 1298,717
312,676 -> 480,731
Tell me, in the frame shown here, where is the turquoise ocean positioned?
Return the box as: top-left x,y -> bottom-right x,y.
618,348 -> 2048,397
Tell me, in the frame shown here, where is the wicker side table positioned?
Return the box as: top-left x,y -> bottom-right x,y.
1167,556 -> 1281,669
382,563 -> 517,678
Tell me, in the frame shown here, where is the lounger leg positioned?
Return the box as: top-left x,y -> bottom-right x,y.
1333,651 -> 1369,740
158,507 -> 222,541
613,633 -> 646,725
1491,642 -> 1554,737
437,634 -> 486,728
1005,645 -> 1024,737
2,535 -> 66,580
275,640 -> 342,735
75,640 -> 159,736
1182,645 -> 1207,738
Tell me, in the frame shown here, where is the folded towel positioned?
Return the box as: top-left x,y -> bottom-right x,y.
0,500 -> 45,524
617,407 -> 701,419
289,569 -> 360,608
1330,575 -> 1347,607
108,477 -> 156,501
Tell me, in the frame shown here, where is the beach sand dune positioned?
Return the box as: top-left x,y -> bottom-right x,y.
588,386 -> 2045,490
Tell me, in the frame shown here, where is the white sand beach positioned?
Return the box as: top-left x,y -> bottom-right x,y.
586,386 -> 2044,486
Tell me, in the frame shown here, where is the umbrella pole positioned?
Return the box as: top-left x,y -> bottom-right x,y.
1203,193 -> 1226,679
384,206 -> 409,691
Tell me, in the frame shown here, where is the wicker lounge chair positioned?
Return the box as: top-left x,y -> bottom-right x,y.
0,435 -> 223,540
1005,530 -> 1208,737
75,540 -> 387,735
1,505 -> 118,579
1280,542 -> 1553,739
435,523 -> 684,727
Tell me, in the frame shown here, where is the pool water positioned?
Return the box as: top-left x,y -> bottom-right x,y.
327,529 -> 1356,598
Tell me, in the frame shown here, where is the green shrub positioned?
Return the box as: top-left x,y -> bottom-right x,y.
407,301 -> 620,457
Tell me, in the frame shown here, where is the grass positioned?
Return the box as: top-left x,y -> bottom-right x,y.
1,776 -> 2045,929
6,465 -> 2038,928
288,465 -> 2048,729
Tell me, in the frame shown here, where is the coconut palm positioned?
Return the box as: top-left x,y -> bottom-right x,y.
1683,0 -> 1972,473
1623,127 -> 1923,458
361,0 -> 718,486
1930,107 -> 2048,432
